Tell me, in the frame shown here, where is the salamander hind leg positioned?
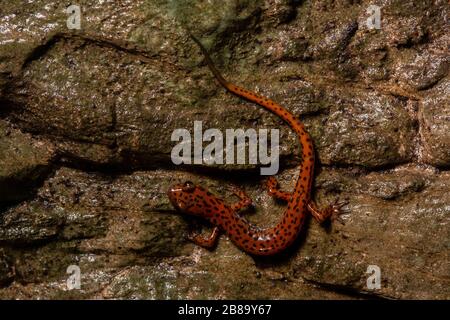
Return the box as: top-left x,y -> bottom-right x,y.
265,176 -> 292,201
188,227 -> 220,249
307,198 -> 349,224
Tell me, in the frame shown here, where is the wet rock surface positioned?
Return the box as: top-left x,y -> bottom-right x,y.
0,120 -> 54,203
0,0 -> 449,299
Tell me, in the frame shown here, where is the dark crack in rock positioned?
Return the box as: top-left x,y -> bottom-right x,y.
0,120 -> 54,203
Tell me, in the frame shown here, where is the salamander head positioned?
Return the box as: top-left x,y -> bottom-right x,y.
167,181 -> 211,217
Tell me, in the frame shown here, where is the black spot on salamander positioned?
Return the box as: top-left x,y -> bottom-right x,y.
202,200 -> 211,208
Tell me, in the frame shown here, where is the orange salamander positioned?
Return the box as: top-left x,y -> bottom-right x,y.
167,34 -> 347,256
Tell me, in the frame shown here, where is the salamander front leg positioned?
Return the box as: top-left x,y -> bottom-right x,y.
230,186 -> 253,211
307,198 -> 349,224
188,227 -> 220,249
265,177 -> 292,201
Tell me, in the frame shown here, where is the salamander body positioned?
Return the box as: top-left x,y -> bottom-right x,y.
167,35 -> 346,256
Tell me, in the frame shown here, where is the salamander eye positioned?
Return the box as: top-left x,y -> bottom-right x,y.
182,181 -> 195,192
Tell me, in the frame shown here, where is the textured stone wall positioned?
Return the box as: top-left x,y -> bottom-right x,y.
0,1 -> 448,299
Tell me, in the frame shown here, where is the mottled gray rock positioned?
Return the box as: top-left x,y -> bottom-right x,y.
1,167 -> 188,252
393,37 -> 449,91
0,167 -> 191,285
315,88 -> 415,167
420,79 -> 450,167
293,167 -> 450,299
